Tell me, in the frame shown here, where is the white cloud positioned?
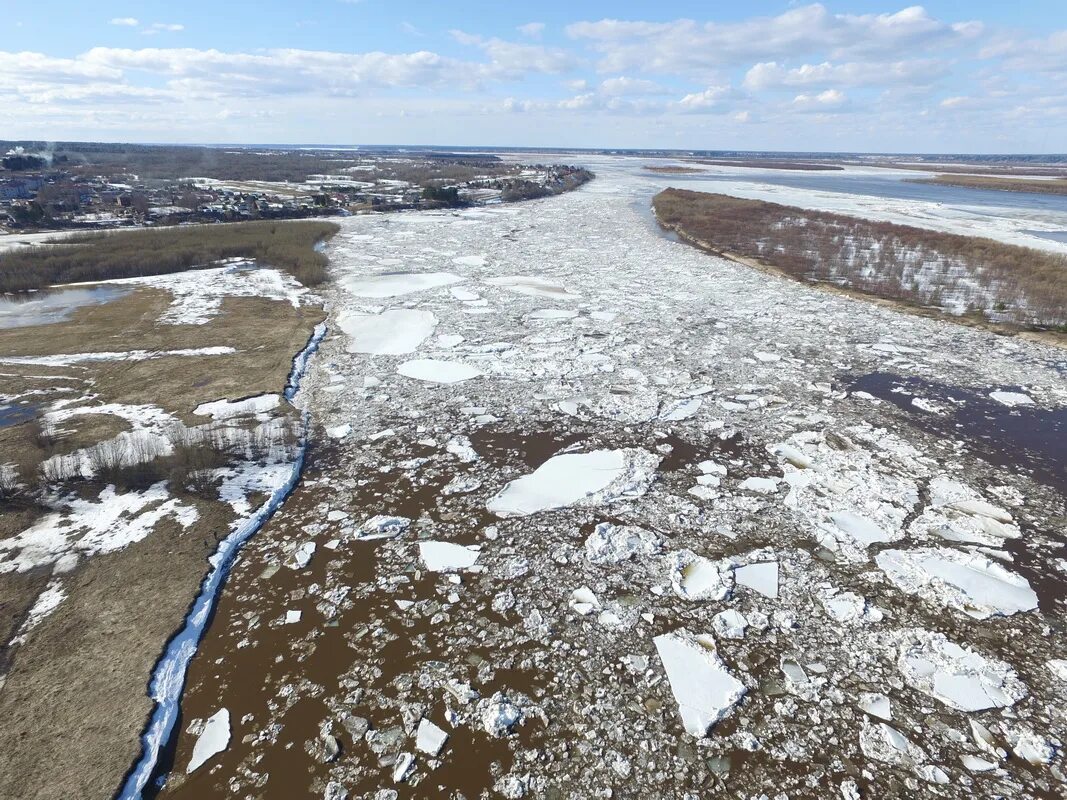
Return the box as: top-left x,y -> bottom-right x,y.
743,58 -> 947,90
143,23 -> 185,36
677,85 -> 731,111
567,5 -> 982,74
449,30 -> 577,77
791,88 -> 849,111
109,18 -> 139,27
599,76 -> 667,95
517,22 -> 545,39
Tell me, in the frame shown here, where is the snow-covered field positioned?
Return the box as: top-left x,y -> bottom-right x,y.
161,159 -> 1066,799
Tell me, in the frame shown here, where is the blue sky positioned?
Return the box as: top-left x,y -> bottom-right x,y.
3,1 -> 1066,152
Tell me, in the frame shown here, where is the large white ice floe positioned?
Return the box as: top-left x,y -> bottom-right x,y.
187,708 -> 230,773
892,628 -> 1027,712
341,271 -> 463,298
908,477 -> 1020,546
418,541 -> 480,572
486,448 -> 660,517
485,275 -> 580,299
734,561 -> 780,599
989,390 -> 1034,407
338,308 -> 438,355
654,629 -> 746,737
876,546 -> 1038,619
396,358 -> 484,384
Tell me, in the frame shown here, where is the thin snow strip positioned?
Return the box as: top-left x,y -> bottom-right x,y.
0,347 -> 235,367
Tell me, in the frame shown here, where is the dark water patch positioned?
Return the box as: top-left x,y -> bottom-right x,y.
470,426 -> 585,469
0,285 -> 131,329
0,402 -> 39,428
845,372 -> 1066,495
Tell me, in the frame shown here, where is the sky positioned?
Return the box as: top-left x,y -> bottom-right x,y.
2,1 -> 1066,153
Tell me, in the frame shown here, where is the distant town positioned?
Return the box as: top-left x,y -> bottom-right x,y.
0,143 -> 592,232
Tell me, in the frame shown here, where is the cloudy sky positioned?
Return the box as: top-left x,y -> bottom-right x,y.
3,1 -> 1065,152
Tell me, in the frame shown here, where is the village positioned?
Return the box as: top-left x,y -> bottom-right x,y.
0,145 -> 592,232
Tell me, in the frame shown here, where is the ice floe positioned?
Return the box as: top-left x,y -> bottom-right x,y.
342,271 -> 463,298
338,309 -> 438,355
487,448 -> 659,517
876,547 -> 1038,619
418,541 -> 480,572
396,359 -> 484,384
894,628 -> 1027,712
989,390 -> 1034,407
584,522 -> 661,564
734,561 -> 779,599
187,708 -> 230,773
654,629 -> 746,737
485,275 -> 579,299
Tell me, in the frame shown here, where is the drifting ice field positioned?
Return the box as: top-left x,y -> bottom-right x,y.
161,163 -> 1066,799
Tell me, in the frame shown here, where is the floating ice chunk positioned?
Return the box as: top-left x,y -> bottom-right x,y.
481,695 -> 522,736
590,310 -> 617,321
194,393 -> 280,419
570,586 -> 600,615
485,275 -> 579,299
818,588 -> 881,624
326,423 -> 351,439
584,522 -> 661,564
357,515 -> 410,540
769,442 -> 812,469
859,720 -> 926,767
754,351 -> 781,363
989,391 -> 1034,407
418,541 -> 480,572
437,333 -> 465,348
339,309 -> 438,355
734,561 -> 779,599
284,610 -> 302,624
445,436 -> 479,463
289,541 -> 316,569
654,629 -> 746,737
487,448 -> 658,517
1047,659 -> 1067,683
442,475 -> 482,495
415,719 -> 449,756
1012,729 -> 1057,765
712,609 -> 747,639
739,476 -> 779,494
529,308 -> 579,320
187,709 -> 230,773
659,397 -> 702,421
343,271 -> 463,298
453,255 -> 487,267
667,551 -> 734,601
859,693 -> 892,720
450,287 -> 481,302
876,547 -> 1037,619
828,511 -> 894,547
397,359 -> 484,384
895,628 -> 1027,711
961,755 -> 997,772
392,752 -> 415,782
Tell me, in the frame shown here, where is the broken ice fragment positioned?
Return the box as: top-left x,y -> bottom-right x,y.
481,695 -> 522,736
711,609 -> 747,640
415,719 -> 449,756
734,562 -> 779,599
659,397 -> 702,421
584,522 -> 661,564
828,511 -> 893,547
357,515 -> 410,540
570,586 -> 600,615
739,476 -> 779,494
187,708 -> 230,773
667,551 -> 734,601
876,547 -> 1037,619
343,271 -> 463,298
858,693 -> 892,720
418,541 -> 480,572
485,275 -> 579,299
326,423 -> 351,440
284,610 -> 302,624
989,391 -> 1033,407
289,541 -> 316,570
895,628 -> 1027,711
392,752 -> 415,782
653,629 -> 746,737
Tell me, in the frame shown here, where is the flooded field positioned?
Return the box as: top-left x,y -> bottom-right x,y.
0,285 -> 131,328
151,160 -> 1066,799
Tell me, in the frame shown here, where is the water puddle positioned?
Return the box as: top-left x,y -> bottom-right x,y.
0,402 -> 39,428
0,285 -> 131,329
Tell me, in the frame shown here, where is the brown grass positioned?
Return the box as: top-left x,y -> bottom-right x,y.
652,188 -> 1067,329
909,174 -> 1067,196
0,220 -> 339,292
